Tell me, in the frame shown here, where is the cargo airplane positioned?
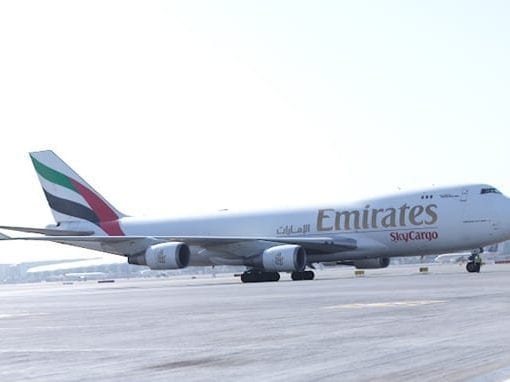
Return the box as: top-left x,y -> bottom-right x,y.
0,151 -> 508,282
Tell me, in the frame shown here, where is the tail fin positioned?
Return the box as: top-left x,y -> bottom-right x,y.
29,150 -> 126,236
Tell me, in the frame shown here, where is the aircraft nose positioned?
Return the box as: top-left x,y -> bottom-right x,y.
501,198 -> 510,232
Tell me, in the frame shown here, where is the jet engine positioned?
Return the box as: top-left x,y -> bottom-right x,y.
352,257 -> 390,269
128,242 -> 190,270
245,244 -> 307,272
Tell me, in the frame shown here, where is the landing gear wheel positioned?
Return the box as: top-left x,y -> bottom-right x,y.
466,262 -> 481,273
241,271 -> 280,283
263,272 -> 280,282
291,271 -> 315,281
240,271 -> 256,283
466,248 -> 483,273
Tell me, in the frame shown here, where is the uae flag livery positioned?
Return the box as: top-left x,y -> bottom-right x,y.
30,152 -> 125,236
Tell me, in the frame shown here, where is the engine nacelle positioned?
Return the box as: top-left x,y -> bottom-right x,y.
128,242 -> 190,270
352,257 -> 390,269
246,244 -> 306,272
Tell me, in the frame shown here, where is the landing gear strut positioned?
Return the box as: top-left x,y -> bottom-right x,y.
291,271 -> 315,281
240,270 -> 280,283
466,248 -> 483,273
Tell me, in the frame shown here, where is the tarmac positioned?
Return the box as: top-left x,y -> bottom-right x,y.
1,263 -> 510,382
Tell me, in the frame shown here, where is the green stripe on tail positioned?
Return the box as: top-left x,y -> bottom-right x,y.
30,156 -> 76,192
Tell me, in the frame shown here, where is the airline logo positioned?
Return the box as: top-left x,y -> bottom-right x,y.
30,155 -> 124,236
317,203 -> 438,232
275,252 -> 284,266
157,251 -> 167,264
390,231 -> 439,242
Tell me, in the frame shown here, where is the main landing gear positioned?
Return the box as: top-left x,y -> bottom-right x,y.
466,248 -> 483,273
240,270 -> 315,283
291,271 -> 315,281
240,270 -> 280,283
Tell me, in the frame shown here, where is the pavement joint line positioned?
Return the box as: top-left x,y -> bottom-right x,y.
324,300 -> 447,309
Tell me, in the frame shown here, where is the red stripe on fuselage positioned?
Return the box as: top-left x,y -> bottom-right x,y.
70,179 -> 124,236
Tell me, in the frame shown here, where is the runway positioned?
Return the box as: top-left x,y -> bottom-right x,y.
1,264 -> 510,381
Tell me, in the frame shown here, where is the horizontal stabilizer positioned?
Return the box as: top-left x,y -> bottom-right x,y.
0,225 -> 94,236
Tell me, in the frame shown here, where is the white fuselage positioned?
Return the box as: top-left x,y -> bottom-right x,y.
103,184 -> 510,266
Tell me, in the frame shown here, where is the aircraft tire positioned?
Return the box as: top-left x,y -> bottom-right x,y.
241,272 -> 256,283
241,271 -> 280,283
291,271 -> 315,281
264,272 -> 280,282
466,262 -> 480,273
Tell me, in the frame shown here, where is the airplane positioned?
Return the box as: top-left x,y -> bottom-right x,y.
1,150 -> 509,282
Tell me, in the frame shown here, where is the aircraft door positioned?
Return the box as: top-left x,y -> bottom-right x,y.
462,187 -> 494,239
460,189 -> 469,202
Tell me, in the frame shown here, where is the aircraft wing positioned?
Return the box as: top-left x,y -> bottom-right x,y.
0,235 -> 357,256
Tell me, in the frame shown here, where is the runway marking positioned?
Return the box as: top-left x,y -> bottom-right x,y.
325,300 -> 447,309
0,348 -> 196,353
0,313 -> 47,319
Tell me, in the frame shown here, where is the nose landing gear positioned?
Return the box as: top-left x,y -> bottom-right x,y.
466,248 -> 483,273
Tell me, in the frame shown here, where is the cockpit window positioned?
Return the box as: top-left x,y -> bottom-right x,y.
480,187 -> 501,195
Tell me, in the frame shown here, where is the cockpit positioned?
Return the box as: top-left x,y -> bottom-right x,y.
480,187 -> 501,195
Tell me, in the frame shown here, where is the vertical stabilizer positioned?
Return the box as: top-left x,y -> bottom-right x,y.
29,150 -> 125,236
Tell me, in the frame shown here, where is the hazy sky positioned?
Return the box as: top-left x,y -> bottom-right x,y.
1,1 -> 509,262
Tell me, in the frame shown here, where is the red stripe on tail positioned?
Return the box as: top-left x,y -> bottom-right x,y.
70,179 -> 124,236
